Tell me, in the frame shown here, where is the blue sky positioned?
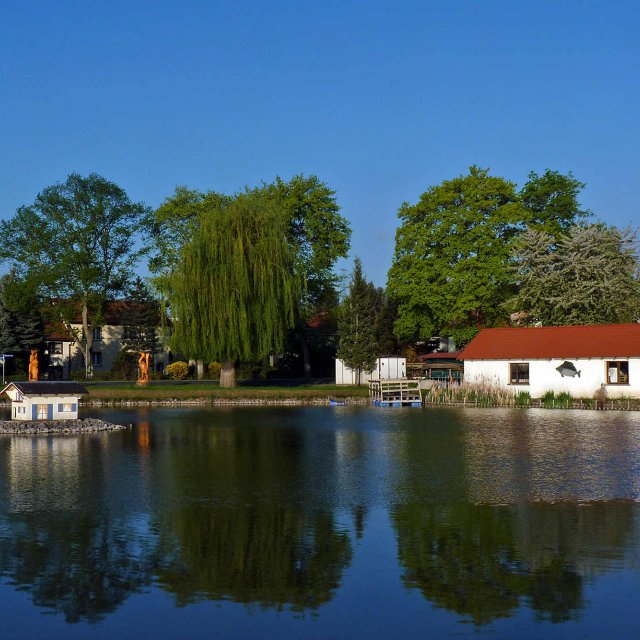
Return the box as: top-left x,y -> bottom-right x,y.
1,1 -> 638,286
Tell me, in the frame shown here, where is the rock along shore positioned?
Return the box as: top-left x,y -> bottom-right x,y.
82,397 -> 370,407
0,418 -> 131,435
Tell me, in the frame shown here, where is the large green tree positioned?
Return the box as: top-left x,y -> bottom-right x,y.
0,173 -> 150,377
387,166 -> 589,346
337,258 -> 378,384
167,189 -> 300,387
260,175 -> 351,377
149,187 -> 232,296
151,176 -> 350,378
387,166 -> 527,346
510,224 -> 640,325
519,169 -> 588,239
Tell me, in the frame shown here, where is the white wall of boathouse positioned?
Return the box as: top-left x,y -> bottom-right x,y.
463,358 -> 640,399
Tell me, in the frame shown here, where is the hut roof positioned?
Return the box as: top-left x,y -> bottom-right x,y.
1,382 -> 88,397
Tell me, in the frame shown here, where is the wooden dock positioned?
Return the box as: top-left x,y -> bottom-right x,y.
369,378 -> 422,407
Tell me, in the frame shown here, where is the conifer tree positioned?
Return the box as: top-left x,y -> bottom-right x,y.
121,277 -> 161,355
337,258 -> 378,385
0,273 -> 44,369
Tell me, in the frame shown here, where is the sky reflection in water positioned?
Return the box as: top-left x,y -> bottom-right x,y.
0,406 -> 638,639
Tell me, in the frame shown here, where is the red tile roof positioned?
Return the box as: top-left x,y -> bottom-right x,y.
460,324 -> 640,360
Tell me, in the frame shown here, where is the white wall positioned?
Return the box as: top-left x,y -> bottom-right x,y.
335,358 -> 407,385
335,359 -> 373,385
11,395 -> 81,421
464,358 -> 640,398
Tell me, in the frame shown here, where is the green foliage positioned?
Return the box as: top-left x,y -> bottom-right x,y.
556,391 -> 573,408
0,173 -> 151,376
511,224 -> 640,325
388,166 -> 590,347
167,189 -> 300,364
0,272 -> 44,358
111,350 -> 138,380
260,174 -> 351,311
121,277 -> 161,354
150,176 -> 349,378
515,391 -> 531,407
541,390 -> 556,408
337,258 -> 378,382
166,361 -> 189,380
149,187 -> 232,293
387,166 -> 527,347
520,170 -> 588,239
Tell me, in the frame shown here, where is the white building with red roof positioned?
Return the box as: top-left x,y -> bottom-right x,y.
459,324 -> 640,398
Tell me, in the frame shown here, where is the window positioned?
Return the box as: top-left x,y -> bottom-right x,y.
37,404 -> 48,419
92,351 -> 103,367
92,327 -> 103,341
606,361 -> 629,385
48,341 -> 63,354
510,363 -> 530,384
58,403 -> 75,412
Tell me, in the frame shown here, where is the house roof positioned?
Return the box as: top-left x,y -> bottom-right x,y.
1,382 -> 88,397
459,324 -> 640,360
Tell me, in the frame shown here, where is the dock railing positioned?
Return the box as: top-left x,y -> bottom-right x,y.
369,378 -> 422,406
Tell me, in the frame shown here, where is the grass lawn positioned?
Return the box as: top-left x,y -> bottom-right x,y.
83,381 -> 369,402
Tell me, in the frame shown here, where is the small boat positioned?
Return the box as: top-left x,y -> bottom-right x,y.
329,398 -> 346,406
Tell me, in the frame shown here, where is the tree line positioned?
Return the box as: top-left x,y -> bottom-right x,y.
1,166 -> 638,385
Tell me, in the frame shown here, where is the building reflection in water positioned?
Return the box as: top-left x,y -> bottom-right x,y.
390,408 -> 640,626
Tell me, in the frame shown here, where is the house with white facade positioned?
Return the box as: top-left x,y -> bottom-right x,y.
2,382 -> 88,420
45,302 -> 170,379
460,324 -> 640,398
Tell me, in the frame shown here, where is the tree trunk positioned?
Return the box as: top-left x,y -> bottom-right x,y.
196,360 -> 204,380
298,330 -> 312,379
220,360 -> 236,388
81,302 -> 94,378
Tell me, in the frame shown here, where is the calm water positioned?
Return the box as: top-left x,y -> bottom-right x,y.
0,406 -> 638,639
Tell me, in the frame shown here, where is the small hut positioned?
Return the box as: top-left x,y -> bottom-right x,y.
1,382 -> 88,421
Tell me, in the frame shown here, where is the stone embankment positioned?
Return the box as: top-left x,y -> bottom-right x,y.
0,418 -> 130,435
83,397 -> 370,407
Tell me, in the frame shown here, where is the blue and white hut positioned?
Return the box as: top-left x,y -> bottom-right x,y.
1,382 -> 88,421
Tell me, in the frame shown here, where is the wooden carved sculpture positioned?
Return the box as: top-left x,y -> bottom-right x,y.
138,352 -> 150,385
28,350 -> 39,382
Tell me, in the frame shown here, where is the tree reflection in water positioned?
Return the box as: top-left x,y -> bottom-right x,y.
152,416 -> 353,611
391,407 -> 639,626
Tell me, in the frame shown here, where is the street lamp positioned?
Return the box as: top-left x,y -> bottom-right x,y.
0,354 -> 14,386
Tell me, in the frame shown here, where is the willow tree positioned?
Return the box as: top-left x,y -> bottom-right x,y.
168,191 -> 300,387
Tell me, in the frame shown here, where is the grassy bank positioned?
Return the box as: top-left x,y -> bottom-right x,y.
81,381 -> 370,404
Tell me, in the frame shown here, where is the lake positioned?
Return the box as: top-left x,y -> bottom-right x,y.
0,405 -> 638,639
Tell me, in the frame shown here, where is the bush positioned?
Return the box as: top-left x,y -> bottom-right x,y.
207,362 -> 221,380
166,361 -> 189,380
541,390 -> 555,408
515,391 -> 531,407
556,391 -> 573,408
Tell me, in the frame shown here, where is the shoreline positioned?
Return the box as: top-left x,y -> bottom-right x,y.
82,396 -> 371,407
0,418 -> 131,435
